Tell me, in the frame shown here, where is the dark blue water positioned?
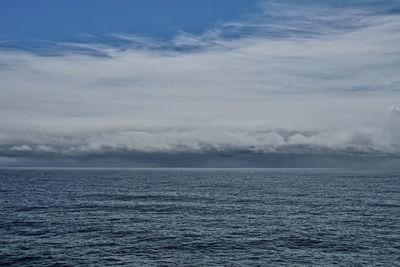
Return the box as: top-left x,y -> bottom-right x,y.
0,168 -> 399,266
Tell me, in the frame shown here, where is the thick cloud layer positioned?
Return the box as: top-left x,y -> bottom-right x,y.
0,127 -> 399,156
1,1 -> 400,166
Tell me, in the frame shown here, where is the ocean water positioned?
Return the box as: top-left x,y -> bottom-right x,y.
0,168 -> 399,266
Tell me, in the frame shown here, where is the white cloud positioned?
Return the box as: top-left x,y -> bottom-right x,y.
10,145 -> 32,151
389,105 -> 400,117
0,4 -> 400,160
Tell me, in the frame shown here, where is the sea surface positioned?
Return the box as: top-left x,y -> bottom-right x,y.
0,168 -> 399,266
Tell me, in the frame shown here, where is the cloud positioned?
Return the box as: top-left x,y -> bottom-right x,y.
0,1 -> 400,165
10,145 -> 32,151
0,128 -> 399,160
389,105 -> 400,117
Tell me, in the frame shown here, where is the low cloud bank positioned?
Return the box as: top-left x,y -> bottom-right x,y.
1,127 -> 399,158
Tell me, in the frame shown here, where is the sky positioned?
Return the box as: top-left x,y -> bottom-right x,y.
1,0 -> 400,167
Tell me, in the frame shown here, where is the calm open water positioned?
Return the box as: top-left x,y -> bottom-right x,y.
0,168 -> 399,266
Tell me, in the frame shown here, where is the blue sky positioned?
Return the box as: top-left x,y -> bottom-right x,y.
0,0 -> 400,167
1,0 -> 398,48
0,0 -> 259,42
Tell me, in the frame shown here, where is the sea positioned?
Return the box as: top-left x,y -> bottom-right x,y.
0,168 -> 399,266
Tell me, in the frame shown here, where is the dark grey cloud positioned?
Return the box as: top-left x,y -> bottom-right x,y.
1,150 -> 399,168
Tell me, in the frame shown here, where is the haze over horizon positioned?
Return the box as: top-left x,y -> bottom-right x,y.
1,0 -> 400,167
